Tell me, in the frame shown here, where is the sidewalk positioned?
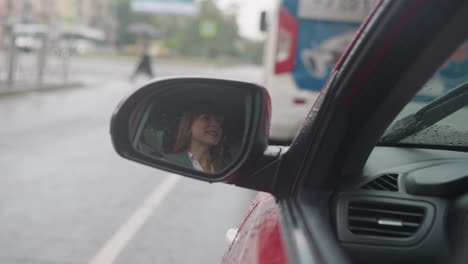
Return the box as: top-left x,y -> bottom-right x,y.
0,82 -> 83,97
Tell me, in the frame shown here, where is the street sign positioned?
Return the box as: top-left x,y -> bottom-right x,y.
131,0 -> 197,16
199,20 -> 217,38
62,15 -> 76,25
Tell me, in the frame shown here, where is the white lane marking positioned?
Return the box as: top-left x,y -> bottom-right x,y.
89,174 -> 180,264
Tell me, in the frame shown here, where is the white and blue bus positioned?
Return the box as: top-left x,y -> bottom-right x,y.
261,0 -> 376,142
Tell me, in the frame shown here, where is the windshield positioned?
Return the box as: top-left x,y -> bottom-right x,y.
380,41 -> 468,147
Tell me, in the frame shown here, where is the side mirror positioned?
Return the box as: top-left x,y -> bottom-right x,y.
260,11 -> 268,32
111,77 -> 280,192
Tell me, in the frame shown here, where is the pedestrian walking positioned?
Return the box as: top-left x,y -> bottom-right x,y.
130,32 -> 154,81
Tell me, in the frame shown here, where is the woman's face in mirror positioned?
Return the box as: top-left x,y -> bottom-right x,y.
190,113 -> 224,146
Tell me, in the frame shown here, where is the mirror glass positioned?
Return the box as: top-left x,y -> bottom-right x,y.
128,81 -> 253,175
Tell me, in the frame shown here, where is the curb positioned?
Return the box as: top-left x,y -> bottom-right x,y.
0,82 -> 84,98
80,54 -> 259,68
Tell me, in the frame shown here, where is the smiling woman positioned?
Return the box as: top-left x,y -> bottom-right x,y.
168,101 -> 227,173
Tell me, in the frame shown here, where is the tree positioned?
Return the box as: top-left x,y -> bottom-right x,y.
171,0 -> 241,58
112,0 -> 251,60
113,0 -> 153,46
240,39 -> 265,64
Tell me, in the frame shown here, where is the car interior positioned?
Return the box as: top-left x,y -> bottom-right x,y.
335,146 -> 468,263
332,49 -> 468,264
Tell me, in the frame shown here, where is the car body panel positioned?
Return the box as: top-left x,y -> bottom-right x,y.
223,2 -> 387,262
222,192 -> 287,264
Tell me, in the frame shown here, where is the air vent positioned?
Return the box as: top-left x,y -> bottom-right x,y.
348,201 -> 425,238
361,174 -> 399,191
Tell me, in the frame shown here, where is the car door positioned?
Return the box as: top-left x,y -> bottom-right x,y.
225,1 -> 468,264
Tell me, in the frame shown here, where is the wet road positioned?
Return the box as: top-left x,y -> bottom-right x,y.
0,56 -> 261,264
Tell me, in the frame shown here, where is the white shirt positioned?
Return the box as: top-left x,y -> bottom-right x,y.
188,152 -> 213,173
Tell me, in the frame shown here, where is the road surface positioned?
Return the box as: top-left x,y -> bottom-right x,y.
0,56 -> 262,264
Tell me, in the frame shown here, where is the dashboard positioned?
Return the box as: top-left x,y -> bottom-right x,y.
334,146 -> 468,264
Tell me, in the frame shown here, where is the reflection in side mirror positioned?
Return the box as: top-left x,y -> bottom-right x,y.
129,83 -> 250,175
111,77 -> 271,183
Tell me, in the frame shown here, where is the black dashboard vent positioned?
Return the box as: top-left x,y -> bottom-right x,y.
348,201 -> 425,238
361,174 -> 399,191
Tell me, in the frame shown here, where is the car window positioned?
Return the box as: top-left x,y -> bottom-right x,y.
379,41 -> 468,147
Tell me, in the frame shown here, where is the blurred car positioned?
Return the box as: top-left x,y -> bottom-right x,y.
13,23 -> 48,52
111,1 -> 468,264
15,34 -> 42,52
57,38 -> 97,55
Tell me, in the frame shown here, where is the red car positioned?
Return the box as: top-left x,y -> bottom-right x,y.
111,1 -> 468,263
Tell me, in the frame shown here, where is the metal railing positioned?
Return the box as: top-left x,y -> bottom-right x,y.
0,26 -> 72,88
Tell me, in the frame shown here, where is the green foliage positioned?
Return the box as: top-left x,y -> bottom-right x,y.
241,39 -> 265,64
113,0 -> 264,62
113,0 -> 154,45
